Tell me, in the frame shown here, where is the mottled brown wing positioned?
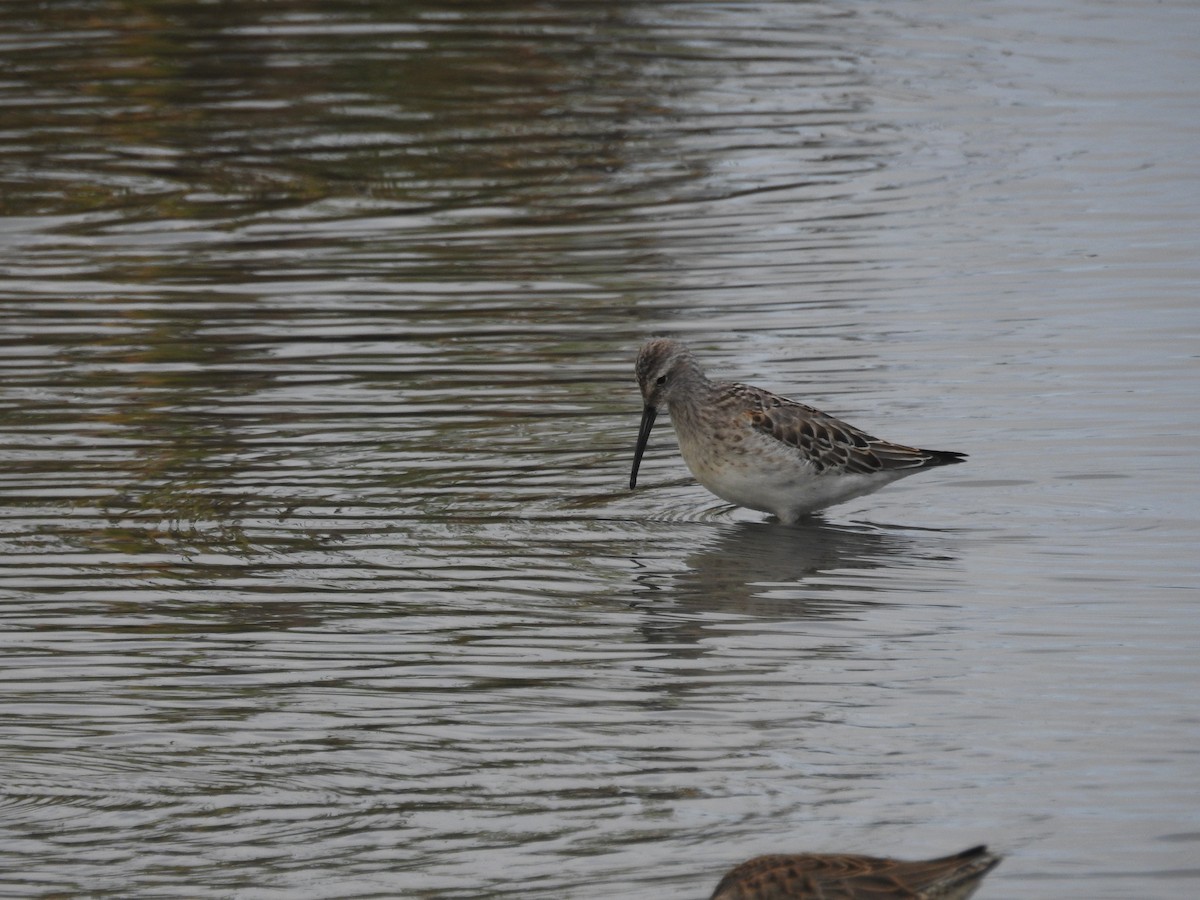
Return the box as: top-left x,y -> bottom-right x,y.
876,845 -> 1001,899
735,384 -> 964,475
709,847 -> 1000,900
708,853 -> 825,900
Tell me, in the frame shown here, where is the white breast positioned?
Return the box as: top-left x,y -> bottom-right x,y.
673,419 -> 904,522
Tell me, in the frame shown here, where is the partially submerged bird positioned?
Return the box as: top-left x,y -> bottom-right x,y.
709,845 -> 1002,900
630,339 -> 966,523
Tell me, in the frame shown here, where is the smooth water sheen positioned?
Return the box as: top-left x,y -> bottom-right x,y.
1,2 -> 1198,898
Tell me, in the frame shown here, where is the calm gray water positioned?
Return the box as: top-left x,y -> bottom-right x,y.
1,1 -> 1198,898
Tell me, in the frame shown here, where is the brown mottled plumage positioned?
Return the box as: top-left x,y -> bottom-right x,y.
630,339 -> 965,522
709,845 -> 1002,900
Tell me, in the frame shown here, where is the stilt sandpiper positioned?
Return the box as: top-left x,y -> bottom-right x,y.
630,339 -> 966,523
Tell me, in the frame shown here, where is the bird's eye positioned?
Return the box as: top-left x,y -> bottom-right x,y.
655,375 -> 668,385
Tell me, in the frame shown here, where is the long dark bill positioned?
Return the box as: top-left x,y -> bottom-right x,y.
629,405 -> 658,489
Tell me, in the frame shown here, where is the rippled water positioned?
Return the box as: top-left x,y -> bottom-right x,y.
2,1 -> 1198,898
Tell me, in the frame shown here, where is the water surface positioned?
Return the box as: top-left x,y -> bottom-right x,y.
1,1 -> 1198,898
